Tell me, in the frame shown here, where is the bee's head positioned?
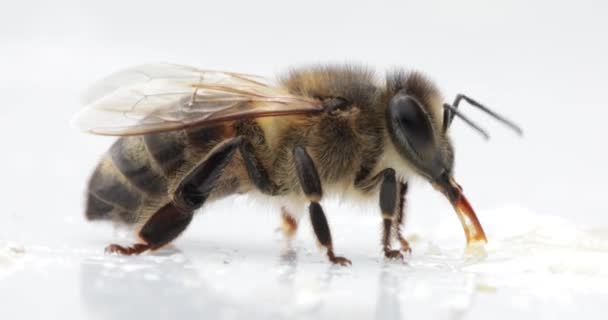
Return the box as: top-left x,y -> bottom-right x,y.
384,71 -> 453,183
384,71 -> 487,246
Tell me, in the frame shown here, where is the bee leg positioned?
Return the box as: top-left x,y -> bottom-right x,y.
293,146 -> 351,266
240,139 -> 296,240
105,201 -> 195,255
105,137 -> 242,256
279,207 -> 298,259
239,139 -> 279,195
280,207 -> 299,239
394,182 -> 411,253
105,243 -> 151,255
379,169 -> 404,260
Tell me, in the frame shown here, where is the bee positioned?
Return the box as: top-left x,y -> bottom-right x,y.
75,63 -> 522,265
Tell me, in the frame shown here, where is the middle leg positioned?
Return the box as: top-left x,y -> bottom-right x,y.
293,146 -> 351,266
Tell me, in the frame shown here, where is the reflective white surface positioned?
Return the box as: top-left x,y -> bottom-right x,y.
2,202 -> 608,320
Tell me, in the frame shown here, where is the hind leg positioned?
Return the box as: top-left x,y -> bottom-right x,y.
105,202 -> 193,254
105,138 -> 242,255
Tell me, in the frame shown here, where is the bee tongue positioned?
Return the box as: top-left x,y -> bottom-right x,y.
452,191 -> 487,246
433,175 -> 487,246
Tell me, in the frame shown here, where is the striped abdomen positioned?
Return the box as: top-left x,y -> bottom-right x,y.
85,124 -> 236,224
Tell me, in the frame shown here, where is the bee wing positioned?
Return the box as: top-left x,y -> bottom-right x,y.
74,63 -> 323,136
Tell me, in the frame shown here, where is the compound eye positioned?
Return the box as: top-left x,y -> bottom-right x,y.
388,92 -> 436,157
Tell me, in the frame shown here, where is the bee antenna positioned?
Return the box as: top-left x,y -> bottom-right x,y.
453,94 -> 524,136
443,103 -> 490,140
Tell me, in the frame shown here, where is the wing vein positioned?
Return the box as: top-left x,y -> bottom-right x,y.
75,64 -> 323,136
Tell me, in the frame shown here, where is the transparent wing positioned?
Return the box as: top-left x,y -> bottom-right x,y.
73,63 -> 323,136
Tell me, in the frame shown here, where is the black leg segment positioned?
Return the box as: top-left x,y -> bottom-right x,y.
174,137 -> 242,210
139,203 -> 194,248
378,168 -> 403,260
379,169 -> 397,218
309,202 -> 332,246
394,182 -> 411,253
293,146 -> 350,266
293,146 -> 323,202
239,139 -> 278,195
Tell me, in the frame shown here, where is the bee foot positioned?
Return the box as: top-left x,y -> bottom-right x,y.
104,243 -> 150,255
328,252 -> 352,266
384,249 -> 404,260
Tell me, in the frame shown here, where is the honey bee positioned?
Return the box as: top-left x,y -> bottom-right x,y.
75,63 -> 522,265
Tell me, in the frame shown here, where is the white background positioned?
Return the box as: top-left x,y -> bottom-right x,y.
1,1 -> 608,319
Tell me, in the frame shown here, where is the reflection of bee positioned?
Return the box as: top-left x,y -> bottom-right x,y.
75,64 -> 521,265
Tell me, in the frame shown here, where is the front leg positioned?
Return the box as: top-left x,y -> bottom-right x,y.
356,168 -> 408,259
394,182 -> 411,253
378,169 -> 404,260
293,146 -> 351,266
